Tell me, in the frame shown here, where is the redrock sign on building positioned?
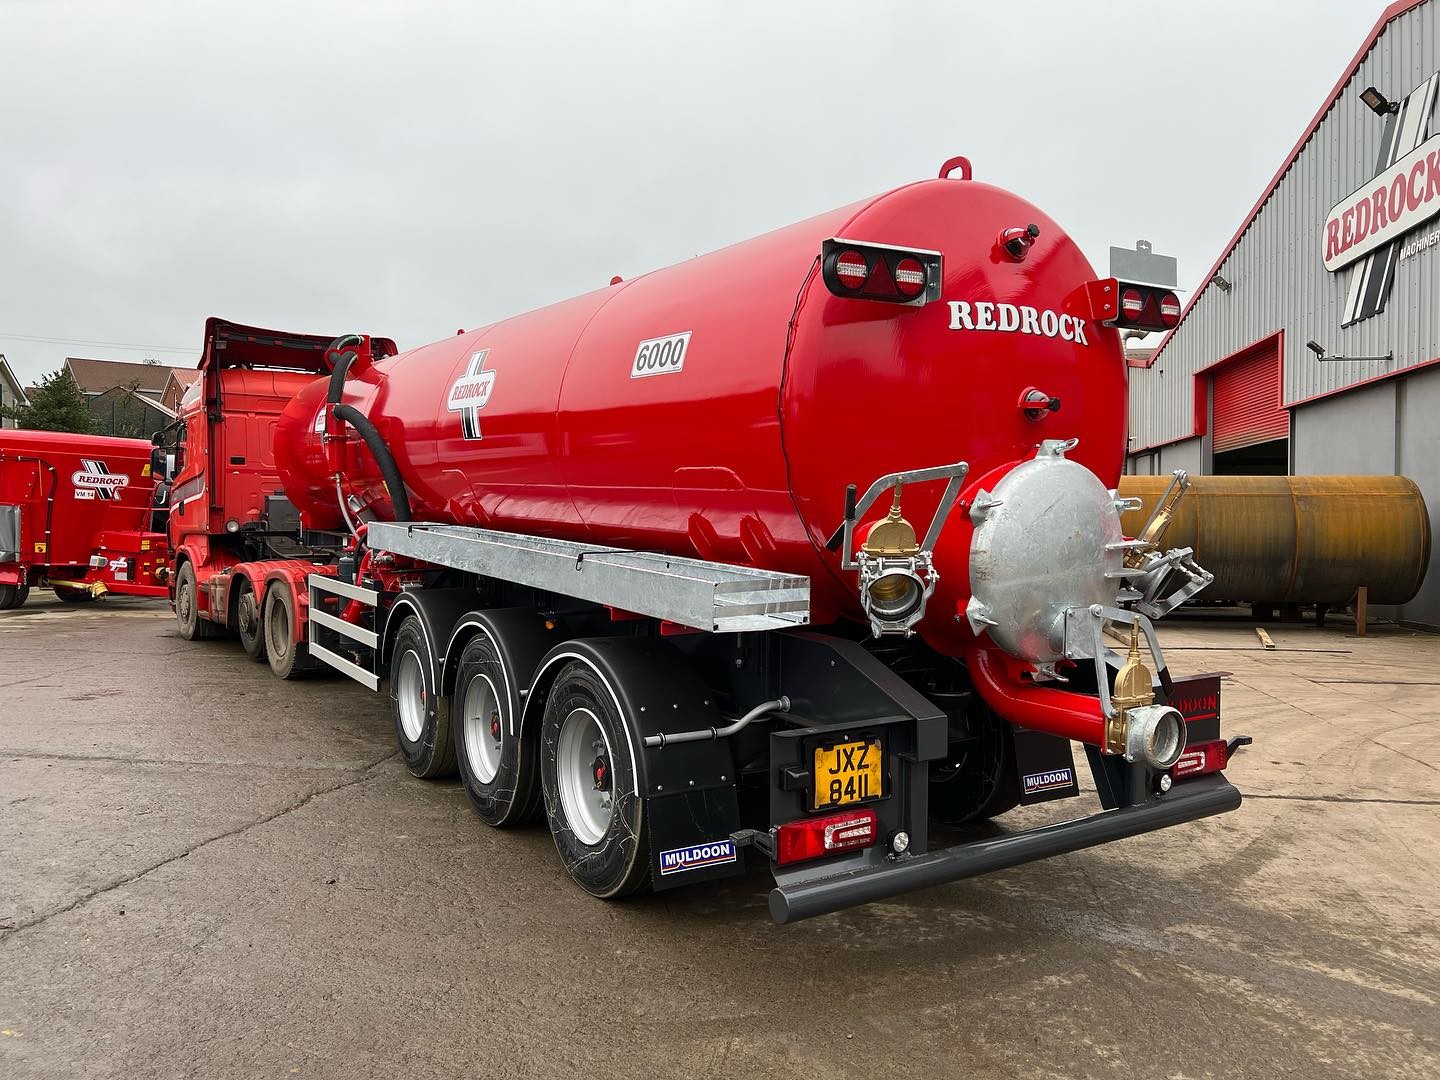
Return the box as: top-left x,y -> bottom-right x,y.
1127,0 -> 1440,628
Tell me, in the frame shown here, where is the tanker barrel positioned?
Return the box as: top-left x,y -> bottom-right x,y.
1117,475 -> 1431,606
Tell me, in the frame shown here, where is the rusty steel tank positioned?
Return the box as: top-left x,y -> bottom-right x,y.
1117,475 -> 1431,606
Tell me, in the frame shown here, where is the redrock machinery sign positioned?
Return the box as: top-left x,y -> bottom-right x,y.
1323,72 -> 1440,324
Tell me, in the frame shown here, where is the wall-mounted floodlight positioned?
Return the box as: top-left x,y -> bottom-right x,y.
1307,339 -> 1393,362
1360,86 -> 1399,115
1213,274 -> 1232,292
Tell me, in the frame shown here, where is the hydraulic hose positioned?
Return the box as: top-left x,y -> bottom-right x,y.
331,403 -> 412,524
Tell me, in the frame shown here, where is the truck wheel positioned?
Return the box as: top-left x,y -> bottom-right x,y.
53,585 -> 96,604
0,582 -> 29,609
540,661 -> 650,899
263,579 -> 307,679
236,579 -> 266,661
930,705 -> 1021,825
453,633 -> 540,826
175,562 -> 216,640
389,615 -> 457,779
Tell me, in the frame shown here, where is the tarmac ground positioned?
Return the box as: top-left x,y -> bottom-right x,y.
2,592 -> 1438,1079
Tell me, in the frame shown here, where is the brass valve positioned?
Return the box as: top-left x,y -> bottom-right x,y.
1106,622 -> 1155,755
1125,472 -> 1189,569
861,484 -> 920,558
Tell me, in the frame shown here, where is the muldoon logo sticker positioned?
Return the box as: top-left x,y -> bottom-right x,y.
1022,768 -> 1075,795
658,840 -> 737,876
447,350 -> 495,440
72,460 -> 129,500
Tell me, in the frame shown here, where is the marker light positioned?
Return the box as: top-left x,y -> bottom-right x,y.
775,807 -> 878,865
1172,739 -> 1229,779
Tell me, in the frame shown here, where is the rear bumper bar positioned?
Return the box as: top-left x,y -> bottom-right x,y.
768,774 -> 1242,924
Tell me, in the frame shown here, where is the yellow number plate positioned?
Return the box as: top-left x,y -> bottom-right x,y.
813,738 -> 882,810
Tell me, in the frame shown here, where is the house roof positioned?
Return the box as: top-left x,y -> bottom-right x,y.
0,355 -> 28,405
1142,0 -> 1427,368
65,356 -> 196,395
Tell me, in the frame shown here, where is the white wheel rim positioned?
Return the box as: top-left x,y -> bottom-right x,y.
396,649 -> 426,743
461,672 -> 504,784
556,707 -> 614,846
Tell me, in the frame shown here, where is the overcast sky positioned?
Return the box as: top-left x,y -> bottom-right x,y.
0,0 -> 1384,385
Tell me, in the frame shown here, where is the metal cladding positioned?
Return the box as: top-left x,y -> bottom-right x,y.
274,175 -> 1128,659
1117,474 -> 1431,605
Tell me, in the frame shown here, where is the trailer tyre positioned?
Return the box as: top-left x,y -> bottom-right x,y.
263,579 -> 308,679
540,661 -> 651,900
389,616 -> 457,779
175,561 -> 216,640
236,578 -> 266,661
453,634 -> 540,827
53,585 -> 96,604
0,582 -> 29,610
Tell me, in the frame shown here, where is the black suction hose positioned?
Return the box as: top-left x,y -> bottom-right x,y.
325,336 -> 411,524
332,404 -> 412,523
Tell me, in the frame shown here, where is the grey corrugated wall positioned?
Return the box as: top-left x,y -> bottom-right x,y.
1128,1 -> 1440,450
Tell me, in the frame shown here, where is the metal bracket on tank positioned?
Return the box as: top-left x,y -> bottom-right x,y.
1063,605 -> 1170,720
827,461 -> 970,571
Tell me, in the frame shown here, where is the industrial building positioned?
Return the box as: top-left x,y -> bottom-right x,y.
1127,0 -> 1440,628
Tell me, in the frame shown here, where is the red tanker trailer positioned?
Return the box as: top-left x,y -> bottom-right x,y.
162,158 -> 1244,921
0,429 -> 170,608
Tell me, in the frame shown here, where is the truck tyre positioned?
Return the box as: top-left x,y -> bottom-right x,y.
389,615 -> 457,779
53,585 -> 96,604
453,633 -> 540,827
175,561 -> 216,640
0,582 -> 29,609
540,661 -> 651,899
263,579 -> 308,679
236,578 -> 266,661
930,705 -> 1022,825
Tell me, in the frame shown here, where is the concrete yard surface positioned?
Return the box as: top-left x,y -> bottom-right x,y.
1,594 -> 1438,1079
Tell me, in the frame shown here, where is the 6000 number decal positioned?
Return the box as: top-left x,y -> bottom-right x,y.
630,331 -> 691,379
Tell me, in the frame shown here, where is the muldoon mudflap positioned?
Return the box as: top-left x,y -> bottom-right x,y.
766,774 -> 1241,924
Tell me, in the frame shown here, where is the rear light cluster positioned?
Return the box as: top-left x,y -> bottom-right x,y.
821,238 -> 942,307
775,807 -> 878,866
1086,278 -> 1183,332
1172,739 -> 1228,779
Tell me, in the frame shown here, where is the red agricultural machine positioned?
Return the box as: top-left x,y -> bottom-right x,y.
0,429 -> 170,608
158,158 -> 1245,921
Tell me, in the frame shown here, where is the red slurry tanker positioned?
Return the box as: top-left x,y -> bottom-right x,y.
160,158 -> 1245,922
0,429 -> 170,608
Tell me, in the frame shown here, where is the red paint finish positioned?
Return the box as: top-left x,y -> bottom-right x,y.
275,176 -> 1127,661
0,429 -> 169,597
1211,341 -> 1287,454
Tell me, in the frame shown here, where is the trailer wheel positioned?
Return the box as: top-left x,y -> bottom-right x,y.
53,585 -> 96,604
930,704 -> 1021,825
0,582 -> 29,610
236,579 -> 266,661
175,561 -> 216,640
263,579 -> 307,679
389,615 -> 457,779
540,661 -> 650,899
453,634 -> 540,826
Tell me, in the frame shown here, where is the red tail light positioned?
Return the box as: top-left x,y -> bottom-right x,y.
1120,288 -> 1144,319
894,256 -> 926,298
1159,291 -> 1182,327
1172,739 -> 1228,779
821,238 -> 942,306
834,250 -> 868,287
775,808 -> 878,865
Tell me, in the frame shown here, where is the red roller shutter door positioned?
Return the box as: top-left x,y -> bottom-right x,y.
1212,344 -> 1287,453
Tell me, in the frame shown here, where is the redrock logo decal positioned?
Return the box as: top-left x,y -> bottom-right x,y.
1322,72 -> 1440,324
447,350 -> 495,440
948,301 -> 1089,345
1022,768 -> 1075,795
72,460 -> 129,501
658,840 -> 737,876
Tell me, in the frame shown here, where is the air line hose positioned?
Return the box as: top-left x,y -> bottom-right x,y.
325,337 -> 412,524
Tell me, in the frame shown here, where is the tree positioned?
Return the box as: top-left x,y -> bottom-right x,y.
0,369 -> 95,434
